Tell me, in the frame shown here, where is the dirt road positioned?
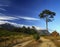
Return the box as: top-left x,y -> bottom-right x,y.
12,37 -> 57,47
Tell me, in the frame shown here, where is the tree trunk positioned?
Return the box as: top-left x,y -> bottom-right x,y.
46,16 -> 48,31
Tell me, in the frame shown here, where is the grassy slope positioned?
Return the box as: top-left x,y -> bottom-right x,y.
0,28 -> 40,47
0,29 -> 33,47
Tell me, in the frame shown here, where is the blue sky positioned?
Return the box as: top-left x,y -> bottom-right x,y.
0,0 -> 60,33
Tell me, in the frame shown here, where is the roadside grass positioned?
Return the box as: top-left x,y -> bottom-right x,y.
44,36 -> 60,47
0,30 -> 33,47
0,35 -> 33,47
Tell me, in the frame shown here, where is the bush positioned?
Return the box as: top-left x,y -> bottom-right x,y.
33,34 -> 40,41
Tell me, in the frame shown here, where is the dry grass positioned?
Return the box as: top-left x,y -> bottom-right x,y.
54,40 -> 60,47
0,35 -> 33,47
44,36 -> 60,47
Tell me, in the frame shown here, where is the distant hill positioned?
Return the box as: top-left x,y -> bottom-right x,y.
0,23 -> 16,31
0,23 -> 50,35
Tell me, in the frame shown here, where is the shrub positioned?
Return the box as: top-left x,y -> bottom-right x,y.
33,34 -> 40,41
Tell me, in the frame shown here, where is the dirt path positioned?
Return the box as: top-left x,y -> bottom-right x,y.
13,40 -> 33,47
38,37 -> 57,47
12,37 -> 57,47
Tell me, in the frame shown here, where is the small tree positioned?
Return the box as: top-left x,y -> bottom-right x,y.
22,26 -> 26,33
39,9 -> 56,31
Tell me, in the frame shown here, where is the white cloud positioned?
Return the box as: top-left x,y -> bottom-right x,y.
0,13 -> 19,20
0,8 -> 6,11
0,16 -> 18,20
0,13 -> 40,21
0,16 -> 19,20
18,16 -> 40,21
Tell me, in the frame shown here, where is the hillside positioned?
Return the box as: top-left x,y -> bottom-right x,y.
0,23 -> 50,35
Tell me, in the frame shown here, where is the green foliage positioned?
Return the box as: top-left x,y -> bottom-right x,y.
0,26 -> 38,36
39,9 -> 56,22
33,34 -> 40,41
0,25 -> 40,41
0,29 -> 21,37
12,26 -> 37,35
39,9 -> 56,19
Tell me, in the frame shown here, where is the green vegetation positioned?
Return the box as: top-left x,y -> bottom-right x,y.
0,29 -> 20,37
0,25 -> 40,37
33,34 -> 40,41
